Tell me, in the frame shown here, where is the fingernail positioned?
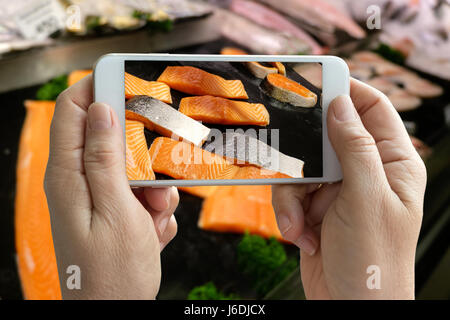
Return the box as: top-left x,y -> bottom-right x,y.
158,217 -> 169,234
294,235 -> 317,256
88,103 -> 111,130
278,215 -> 292,235
332,95 -> 357,122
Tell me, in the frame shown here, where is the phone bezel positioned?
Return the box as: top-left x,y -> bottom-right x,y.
94,54 -> 348,186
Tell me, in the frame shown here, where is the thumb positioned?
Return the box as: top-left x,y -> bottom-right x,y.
84,102 -> 131,211
327,95 -> 387,191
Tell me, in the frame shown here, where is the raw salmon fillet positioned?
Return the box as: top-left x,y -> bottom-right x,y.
149,137 -> 239,180
199,185 -> 283,240
220,47 -> 248,55
126,96 -> 211,147
220,47 -> 285,78
126,120 -> 155,181
179,95 -> 269,126
125,72 -> 172,103
15,100 -> 61,299
178,186 -> 218,198
68,70 -> 92,86
157,66 -> 248,99
233,165 -> 290,179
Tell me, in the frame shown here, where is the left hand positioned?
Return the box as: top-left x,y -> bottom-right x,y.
44,75 -> 179,299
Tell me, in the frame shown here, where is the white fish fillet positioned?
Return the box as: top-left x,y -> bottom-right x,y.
230,0 -> 323,54
257,0 -> 365,38
218,9 -> 312,55
206,131 -> 304,178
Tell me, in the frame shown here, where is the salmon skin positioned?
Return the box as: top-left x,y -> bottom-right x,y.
206,132 -> 304,178
157,66 -> 249,99
220,47 -> 285,79
15,101 -> 61,299
179,95 -> 270,126
149,137 -> 240,180
149,137 -> 293,181
125,72 -> 172,104
126,96 -> 210,147
198,185 -> 283,240
262,73 -> 318,108
126,120 -> 155,181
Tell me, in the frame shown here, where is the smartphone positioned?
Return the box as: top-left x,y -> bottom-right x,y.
94,54 -> 349,187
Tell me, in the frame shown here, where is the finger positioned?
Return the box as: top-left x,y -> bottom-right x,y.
84,102 -> 133,214
272,184 -> 319,256
327,94 -> 390,193
159,215 -> 178,252
349,78 -> 426,203
48,75 -> 93,173
143,187 -> 179,237
305,182 -> 341,230
350,78 -> 415,161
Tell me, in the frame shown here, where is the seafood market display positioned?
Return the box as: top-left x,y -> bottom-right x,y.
124,60 -> 323,181
346,51 -> 443,112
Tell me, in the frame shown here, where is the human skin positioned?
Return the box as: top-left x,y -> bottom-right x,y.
272,78 -> 427,299
44,75 -> 179,299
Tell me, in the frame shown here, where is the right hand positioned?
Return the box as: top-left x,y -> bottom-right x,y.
272,79 -> 427,299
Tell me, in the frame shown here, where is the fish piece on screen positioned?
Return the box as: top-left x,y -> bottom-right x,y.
179,95 -> 270,126
149,137 -> 240,180
220,47 -> 285,79
126,120 -> 155,181
125,72 -> 172,103
206,132 -> 304,178
229,0 -> 323,55
262,73 -> 318,107
126,96 -> 210,147
157,66 -> 248,99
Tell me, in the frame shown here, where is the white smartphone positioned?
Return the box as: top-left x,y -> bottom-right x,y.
93,54 -> 349,187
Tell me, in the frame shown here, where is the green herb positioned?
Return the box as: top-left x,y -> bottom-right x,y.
237,232 -> 298,296
36,75 -> 68,100
187,282 -> 239,300
132,10 -> 173,32
85,15 -> 103,31
146,19 -> 173,32
373,43 -> 405,65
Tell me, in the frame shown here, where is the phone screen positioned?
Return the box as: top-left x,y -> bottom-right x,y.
124,60 -> 323,182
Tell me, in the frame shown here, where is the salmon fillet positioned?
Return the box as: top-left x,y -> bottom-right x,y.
220,47 -> 248,55
198,185 -> 283,240
126,96 -> 210,147
125,72 -> 172,104
157,66 -> 248,99
68,70 -> 92,86
126,120 -> 155,181
179,95 -> 269,126
178,186 -> 218,198
149,137 -> 292,181
149,137 -> 240,180
263,73 -> 317,107
15,101 -> 61,300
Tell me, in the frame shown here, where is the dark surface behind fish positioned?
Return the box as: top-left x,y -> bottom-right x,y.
125,60 -> 323,178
